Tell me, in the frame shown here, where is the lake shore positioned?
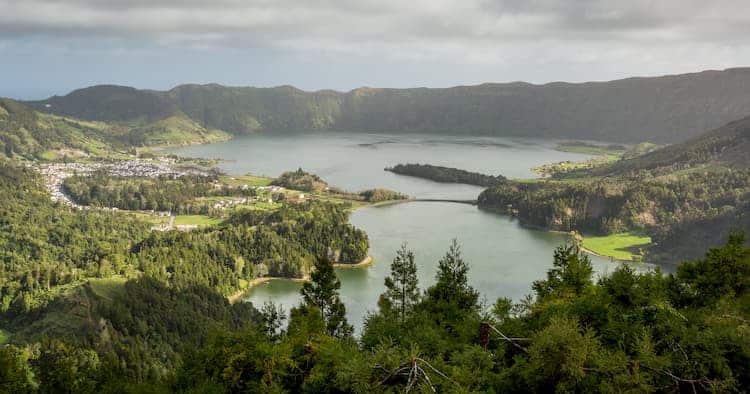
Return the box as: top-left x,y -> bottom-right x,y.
227,255 -> 373,304
334,255 -> 374,268
227,275 -> 309,304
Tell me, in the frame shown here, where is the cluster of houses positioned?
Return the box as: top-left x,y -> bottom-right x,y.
211,197 -> 249,209
36,159 -> 310,233
151,218 -> 200,233
256,185 -> 285,193
36,159 -> 206,207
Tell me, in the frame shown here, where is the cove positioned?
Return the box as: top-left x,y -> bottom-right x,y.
166,132 -> 635,330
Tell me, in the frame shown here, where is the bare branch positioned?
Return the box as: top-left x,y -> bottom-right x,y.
485,323 -> 529,354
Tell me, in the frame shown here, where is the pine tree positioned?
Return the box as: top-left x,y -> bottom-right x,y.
301,258 -> 352,337
427,239 -> 479,309
532,244 -> 593,301
379,243 -> 420,323
260,301 -> 286,340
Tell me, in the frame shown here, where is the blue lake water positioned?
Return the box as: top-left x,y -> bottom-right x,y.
168,132 -> 642,330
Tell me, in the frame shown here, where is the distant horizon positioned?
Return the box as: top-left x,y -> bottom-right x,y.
10,65 -> 750,101
5,1 -> 750,100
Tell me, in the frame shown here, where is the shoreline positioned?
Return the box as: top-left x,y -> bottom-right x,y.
334,255 -> 374,268
476,206 -> 647,262
157,136 -> 640,264
227,275 -> 310,304
226,255 -> 373,304
579,245 -> 622,261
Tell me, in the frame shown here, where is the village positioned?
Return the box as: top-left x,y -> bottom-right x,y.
33,158 -> 314,232
35,158 -> 207,206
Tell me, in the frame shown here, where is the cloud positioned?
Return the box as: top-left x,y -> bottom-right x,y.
1,0 -> 750,97
2,1 -> 749,49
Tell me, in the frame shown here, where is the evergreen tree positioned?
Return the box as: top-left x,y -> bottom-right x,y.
532,244 -> 593,301
301,259 -> 352,337
426,239 -> 479,309
0,346 -> 37,393
260,301 -> 286,340
379,243 -> 420,323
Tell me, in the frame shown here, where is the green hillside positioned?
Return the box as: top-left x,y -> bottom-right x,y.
126,114 -> 231,146
28,67 -> 750,143
0,98 -> 236,159
0,98 -> 128,160
30,85 -> 178,123
578,114 -> 750,176
479,115 -> 750,263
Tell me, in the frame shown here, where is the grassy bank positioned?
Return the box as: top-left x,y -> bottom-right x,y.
581,232 -> 651,261
220,174 -> 273,187
174,215 -> 222,227
88,277 -> 128,301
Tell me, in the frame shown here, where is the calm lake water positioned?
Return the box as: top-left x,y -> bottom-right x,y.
168,132 -> 637,331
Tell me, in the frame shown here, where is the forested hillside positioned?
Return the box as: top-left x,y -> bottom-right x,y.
3,229 -> 749,392
0,97 -> 231,159
63,173 -> 254,213
0,161 -> 367,388
479,115 -> 750,263
0,162 -> 367,313
0,98 -> 127,160
574,114 -> 750,177
29,67 -> 750,143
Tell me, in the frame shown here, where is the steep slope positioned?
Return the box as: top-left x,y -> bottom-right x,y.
124,114 -> 232,146
335,68 -> 750,143
577,114 -> 750,176
29,85 -> 178,123
9,93 -> 230,152
167,84 -> 342,134
479,115 -> 750,264
28,67 -> 750,143
0,98 -> 126,160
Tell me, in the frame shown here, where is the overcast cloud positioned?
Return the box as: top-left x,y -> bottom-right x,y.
2,0 -> 749,98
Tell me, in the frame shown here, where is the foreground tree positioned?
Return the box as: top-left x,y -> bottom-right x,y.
260,301 -> 286,341
301,258 -> 352,337
379,243 -> 420,323
426,239 -> 479,309
532,243 -> 594,301
0,346 -> 36,393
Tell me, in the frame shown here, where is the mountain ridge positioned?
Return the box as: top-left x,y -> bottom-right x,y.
26,67 -> 750,143
578,114 -> 750,176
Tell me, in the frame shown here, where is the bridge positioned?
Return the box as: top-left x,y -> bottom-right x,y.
409,198 -> 478,206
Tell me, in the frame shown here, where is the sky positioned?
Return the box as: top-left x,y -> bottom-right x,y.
2,0 -> 750,99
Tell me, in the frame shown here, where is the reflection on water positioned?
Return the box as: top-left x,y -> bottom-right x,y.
166,132 -> 595,200
167,133 -> 647,331
245,202 -> 642,332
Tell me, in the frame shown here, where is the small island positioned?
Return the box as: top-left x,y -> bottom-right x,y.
272,168 -> 408,203
385,163 -> 506,187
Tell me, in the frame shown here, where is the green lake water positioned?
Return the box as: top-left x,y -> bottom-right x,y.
167,132 -> 645,331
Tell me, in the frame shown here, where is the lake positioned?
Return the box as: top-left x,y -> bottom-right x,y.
167,132 -> 637,330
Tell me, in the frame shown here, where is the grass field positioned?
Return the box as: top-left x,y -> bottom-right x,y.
123,211 -> 171,226
138,115 -> 232,146
88,276 -> 128,301
220,174 -> 273,187
252,201 -> 282,210
582,232 -> 652,261
174,215 -> 222,226
315,193 -> 369,209
531,156 -> 619,177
